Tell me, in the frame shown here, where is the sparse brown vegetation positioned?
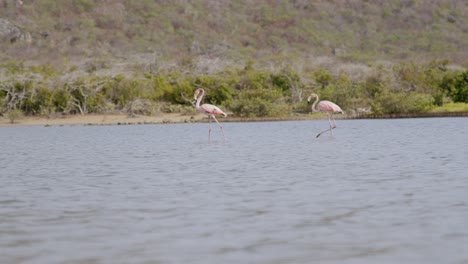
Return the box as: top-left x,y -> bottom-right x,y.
0,1 -> 467,119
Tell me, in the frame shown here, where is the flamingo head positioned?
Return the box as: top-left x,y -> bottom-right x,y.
307,93 -> 318,103
193,88 -> 202,99
193,89 -> 200,99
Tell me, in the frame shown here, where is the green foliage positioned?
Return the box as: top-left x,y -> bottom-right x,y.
371,91 -> 434,114
105,74 -> 145,109
29,65 -> 58,79
318,73 -> 358,109
74,0 -> 96,12
0,62 -> 25,75
160,103 -> 198,115
144,73 -> 173,101
2,0 -> 467,69
5,109 -> 24,124
440,70 -> 468,103
225,68 -> 294,117
431,102 -> 468,112
52,89 -> 71,113
22,86 -> 54,115
312,69 -> 334,89
229,86 -> 289,117
191,75 -> 235,106
126,99 -> 158,117
0,60 -> 465,118
270,68 -> 302,99
394,60 -> 450,105
63,76 -> 108,114
169,79 -> 195,105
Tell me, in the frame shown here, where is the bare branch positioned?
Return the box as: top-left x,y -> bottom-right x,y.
0,78 -> 28,112
282,73 -> 303,103
180,92 -> 195,107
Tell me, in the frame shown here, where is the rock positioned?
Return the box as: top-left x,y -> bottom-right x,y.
0,18 -> 22,42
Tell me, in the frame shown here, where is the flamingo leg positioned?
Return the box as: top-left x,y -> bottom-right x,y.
316,114 -> 336,138
208,116 -> 212,142
331,115 -> 337,129
316,128 -> 332,138
212,115 -> 226,141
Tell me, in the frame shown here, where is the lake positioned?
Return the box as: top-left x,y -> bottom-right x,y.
1,118 -> 467,264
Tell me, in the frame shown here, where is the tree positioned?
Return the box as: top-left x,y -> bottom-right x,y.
440,70 -> 468,103
5,109 -> 23,123
64,77 -> 106,115
0,75 -> 32,112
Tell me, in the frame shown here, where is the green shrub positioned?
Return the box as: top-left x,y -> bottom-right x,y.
74,0 -> 96,13
52,89 -> 70,113
22,86 -> 54,115
105,75 -> 146,108
431,102 -> 468,112
312,68 -> 334,89
5,109 -> 24,124
371,91 -> 434,114
228,88 -> 290,117
126,99 -> 158,117
147,74 -> 173,101
440,70 -> 468,103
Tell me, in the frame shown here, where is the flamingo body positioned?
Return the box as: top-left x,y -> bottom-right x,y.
317,100 -> 343,114
198,103 -> 227,117
194,88 -> 226,141
308,93 -> 343,138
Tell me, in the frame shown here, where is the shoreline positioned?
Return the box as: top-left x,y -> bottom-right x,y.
0,113 -> 206,127
1,112 -> 467,127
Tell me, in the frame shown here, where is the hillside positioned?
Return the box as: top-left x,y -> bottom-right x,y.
1,0 -> 467,72
1,0 -> 467,120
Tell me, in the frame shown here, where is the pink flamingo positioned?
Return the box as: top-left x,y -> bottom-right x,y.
308,93 -> 344,138
194,88 -> 227,141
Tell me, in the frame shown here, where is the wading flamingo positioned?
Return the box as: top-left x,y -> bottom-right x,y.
308,93 -> 343,138
194,88 -> 227,141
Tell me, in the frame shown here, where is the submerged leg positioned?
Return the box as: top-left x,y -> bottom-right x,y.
212,115 -> 226,141
208,116 -> 212,142
316,128 -> 333,138
316,115 -> 334,138
331,115 -> 337,129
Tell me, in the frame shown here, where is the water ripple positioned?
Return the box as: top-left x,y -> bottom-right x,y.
1,118 -> 467,264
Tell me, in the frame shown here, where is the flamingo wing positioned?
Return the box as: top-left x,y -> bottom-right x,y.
318,101 -> 343,113
200,104 -> 227,117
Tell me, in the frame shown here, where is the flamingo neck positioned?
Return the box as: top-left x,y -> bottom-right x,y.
311,95 -> 319,113
195,89 -> 205,109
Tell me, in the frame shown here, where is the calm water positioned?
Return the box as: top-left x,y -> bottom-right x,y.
1,118 -> 468,264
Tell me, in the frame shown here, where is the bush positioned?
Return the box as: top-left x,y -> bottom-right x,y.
51,89 -> 70,113
371,91 -> 434,114
147,74 -> 173,101
5,109 -> 24,124
105,75 -> 146,108
440,70 -> 468,103
21,86 -> 54,115
126,98 -> 158,117
228,88 -> 290,117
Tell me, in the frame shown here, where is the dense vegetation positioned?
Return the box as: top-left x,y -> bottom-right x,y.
0,0 -> 467,118
1,60 -> 467,118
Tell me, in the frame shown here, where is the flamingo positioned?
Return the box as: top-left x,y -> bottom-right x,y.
193,88 -> 227,141
308,93 -> 344,138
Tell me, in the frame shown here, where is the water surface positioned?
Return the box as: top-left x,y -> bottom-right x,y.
1,118 -> 467,264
